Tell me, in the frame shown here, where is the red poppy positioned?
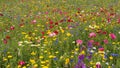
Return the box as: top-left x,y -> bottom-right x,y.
6,35 -> 10,39
49,21 -> 53,25
54,30 -> 58,35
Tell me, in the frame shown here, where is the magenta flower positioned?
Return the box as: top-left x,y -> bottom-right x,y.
98,48 -> 104,51
18,61 -> 25,66
109,33 -> 116,40
89,32 -> 96,38
76,39 -> 83,45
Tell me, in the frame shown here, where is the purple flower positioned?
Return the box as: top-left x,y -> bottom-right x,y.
87,55 -> 92,60
88,42 -> 92,48
75,62 -> 86,68
78,54 -> 85,61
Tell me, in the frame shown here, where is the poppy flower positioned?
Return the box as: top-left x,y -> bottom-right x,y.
6,35 -> 11,39
54,30 -> 58,35
55,22 -> 58,25
49,20 -> 53,25
41,31 -> 45,35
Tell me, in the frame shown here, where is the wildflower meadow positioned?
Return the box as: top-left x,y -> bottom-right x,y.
0,0 -> 120,68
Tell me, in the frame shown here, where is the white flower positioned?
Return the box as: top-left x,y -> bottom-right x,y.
118,31 -> 120,34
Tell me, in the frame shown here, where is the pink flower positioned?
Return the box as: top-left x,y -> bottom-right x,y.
76,39 -> 83,45
3,39 -> 7,44
109,33 -> 116,40
103,39 -> 108,44
89,32 -> 96,38
96,62 -> 101,68
18,61 -> 25,66
89,40 -> 94,44
98,48 -> 104,51
49,32 -> 56,37
10,26 -> 15,30
31,20 -> 36,24
117,18 -> 120,24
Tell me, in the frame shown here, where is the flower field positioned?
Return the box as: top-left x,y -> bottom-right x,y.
0,0 -> 120,68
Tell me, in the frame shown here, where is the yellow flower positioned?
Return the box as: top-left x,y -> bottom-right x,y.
21,32 -> 26,35
55,51 -> 59,54
61,29 -> 64,33
80,50 -> 85,55
34,64 -> 38,67
108,66 -> 111,68
109,56 -> 113,60
90,61 -> 95,65
32,33 -> 36,36
25,35 -> 29,38
98,51 -> 105,54
41,61 -> 46,64
30,59 -> 36,64
112,42 -> 116,45
31,51 -> 36,56
22,66 -> 26,68
65,58 -> 70,64
46,22 -> 49,24
3,57 -> 7,61
71,55 -> 74,58
44,50 -> 48,53
7,52 -> 10,54
42,66 -> 48,68
17,65 -> 21,68
39,56 -> 44,59
45,60 -> 49,63
49,55 -> 54,58
60,56 -> 63,59
26,64 -> 30,66
75,48 -> 79,51
66,32 -> 71,36
47,30 -> 51,34
37,24 -> 40,27
7,55 -> 12,59
7,64 -> 10,68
